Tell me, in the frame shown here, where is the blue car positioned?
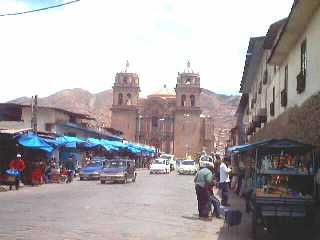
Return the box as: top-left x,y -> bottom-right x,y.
79,160 -> 105,180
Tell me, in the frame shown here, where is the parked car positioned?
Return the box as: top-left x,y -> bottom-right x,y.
79,160 -> 105,180
177,160 -> 198,175
150,158 -> 170,174
175,159 -> 184,168
160,154 -> 176,171
100,159 -> 136,184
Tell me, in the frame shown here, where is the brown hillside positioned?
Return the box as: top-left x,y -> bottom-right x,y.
9,88 -> 239,130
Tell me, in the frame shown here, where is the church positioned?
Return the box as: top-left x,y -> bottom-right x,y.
111,62 -> 215,158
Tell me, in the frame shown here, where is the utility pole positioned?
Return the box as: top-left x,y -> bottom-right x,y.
31,95 -> 38,133
31,96 -> 34,130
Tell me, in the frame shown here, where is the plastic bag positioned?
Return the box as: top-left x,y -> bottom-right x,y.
5,169 -> 20,177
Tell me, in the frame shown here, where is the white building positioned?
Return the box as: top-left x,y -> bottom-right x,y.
268,1 -> 320,117
235,1 -> 320,146
0,103 -> 118,139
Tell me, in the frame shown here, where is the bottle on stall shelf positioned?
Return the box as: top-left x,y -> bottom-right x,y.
309,165 -> 313,175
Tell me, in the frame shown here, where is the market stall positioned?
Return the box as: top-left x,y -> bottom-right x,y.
228,139 -> 317,239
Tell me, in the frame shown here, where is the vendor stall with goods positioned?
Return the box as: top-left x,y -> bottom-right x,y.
228,139 -> 318,239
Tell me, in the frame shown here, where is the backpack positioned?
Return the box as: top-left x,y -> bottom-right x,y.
225,209 -> 242,227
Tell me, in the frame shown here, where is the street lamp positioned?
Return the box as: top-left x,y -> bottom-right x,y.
159,118 -> 165,153
138,115 -> 142,143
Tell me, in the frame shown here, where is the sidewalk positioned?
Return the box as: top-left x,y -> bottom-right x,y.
214,188 -> 255,240
214,188 -> 320,240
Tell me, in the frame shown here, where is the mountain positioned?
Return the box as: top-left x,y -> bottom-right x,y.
200,89 -> 239,129
10,88 -> 113,127
9,87 -> 240,131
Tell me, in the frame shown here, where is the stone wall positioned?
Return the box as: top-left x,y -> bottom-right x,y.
250,93 -> 320,148
111,108 -> 137,142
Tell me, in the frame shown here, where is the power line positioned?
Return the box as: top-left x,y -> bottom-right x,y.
0,0 -> 81,17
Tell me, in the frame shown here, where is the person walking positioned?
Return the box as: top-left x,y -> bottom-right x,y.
194,165 -> 214,218
220,158 -> 232,206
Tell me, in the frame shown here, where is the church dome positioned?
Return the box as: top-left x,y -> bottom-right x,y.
150,85 -> 176,97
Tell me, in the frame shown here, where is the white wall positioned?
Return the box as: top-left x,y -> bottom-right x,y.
0,121 -> 26,130
270,7 -> 320,119
287,7 -> 320,107
239,5 -> 320,142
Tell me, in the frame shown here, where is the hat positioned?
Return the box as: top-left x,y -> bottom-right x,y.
17,154 -> 22,158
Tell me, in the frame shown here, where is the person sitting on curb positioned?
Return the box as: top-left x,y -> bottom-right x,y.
207,182 -> 221,218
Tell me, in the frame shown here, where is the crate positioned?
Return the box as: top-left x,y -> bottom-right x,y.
51,173 -> 61,183
6,176 -> 16,183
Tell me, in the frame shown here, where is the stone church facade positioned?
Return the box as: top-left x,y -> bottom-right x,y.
111,63 -> 215,158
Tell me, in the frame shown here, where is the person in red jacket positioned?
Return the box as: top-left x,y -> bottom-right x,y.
10,154 -> 26,172
9,153 -> 26,188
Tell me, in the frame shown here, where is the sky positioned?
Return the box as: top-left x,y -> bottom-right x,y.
0,0 -> 293,102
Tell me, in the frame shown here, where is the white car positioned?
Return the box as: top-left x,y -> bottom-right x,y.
199,155 -> 215,168
150,158 -> 170,174
160,154 -> 176,171
178,160 -> 198,175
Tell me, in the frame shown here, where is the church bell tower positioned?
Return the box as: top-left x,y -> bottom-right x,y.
174,61 -> 202,158
111,61 -> 140,141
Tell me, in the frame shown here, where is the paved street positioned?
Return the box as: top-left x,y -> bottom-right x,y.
1,170 -> 319,240
0,170 -> 252,240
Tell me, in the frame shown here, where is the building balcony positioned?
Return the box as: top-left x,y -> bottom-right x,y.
258,108 -> 267,123
251,98 -> 256,109
245,122 -> 255,136
281,90 -> 288,107
296,71 -> 306,94
263,69 -> 268,85
258,81 -> 262,94
270,102 -> 275,117
253,116 -> 261,128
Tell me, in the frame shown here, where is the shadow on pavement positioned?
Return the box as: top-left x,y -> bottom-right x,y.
181,215 -> 214,222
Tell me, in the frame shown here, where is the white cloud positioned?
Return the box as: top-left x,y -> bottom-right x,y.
0,0 -> 293,102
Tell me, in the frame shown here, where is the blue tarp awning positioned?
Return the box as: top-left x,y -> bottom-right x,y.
228,139 -> 313,154
56,136 -> 85,149
17,132 -> 156,156
18,133 -> 55,153
125,142 -> 156,156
